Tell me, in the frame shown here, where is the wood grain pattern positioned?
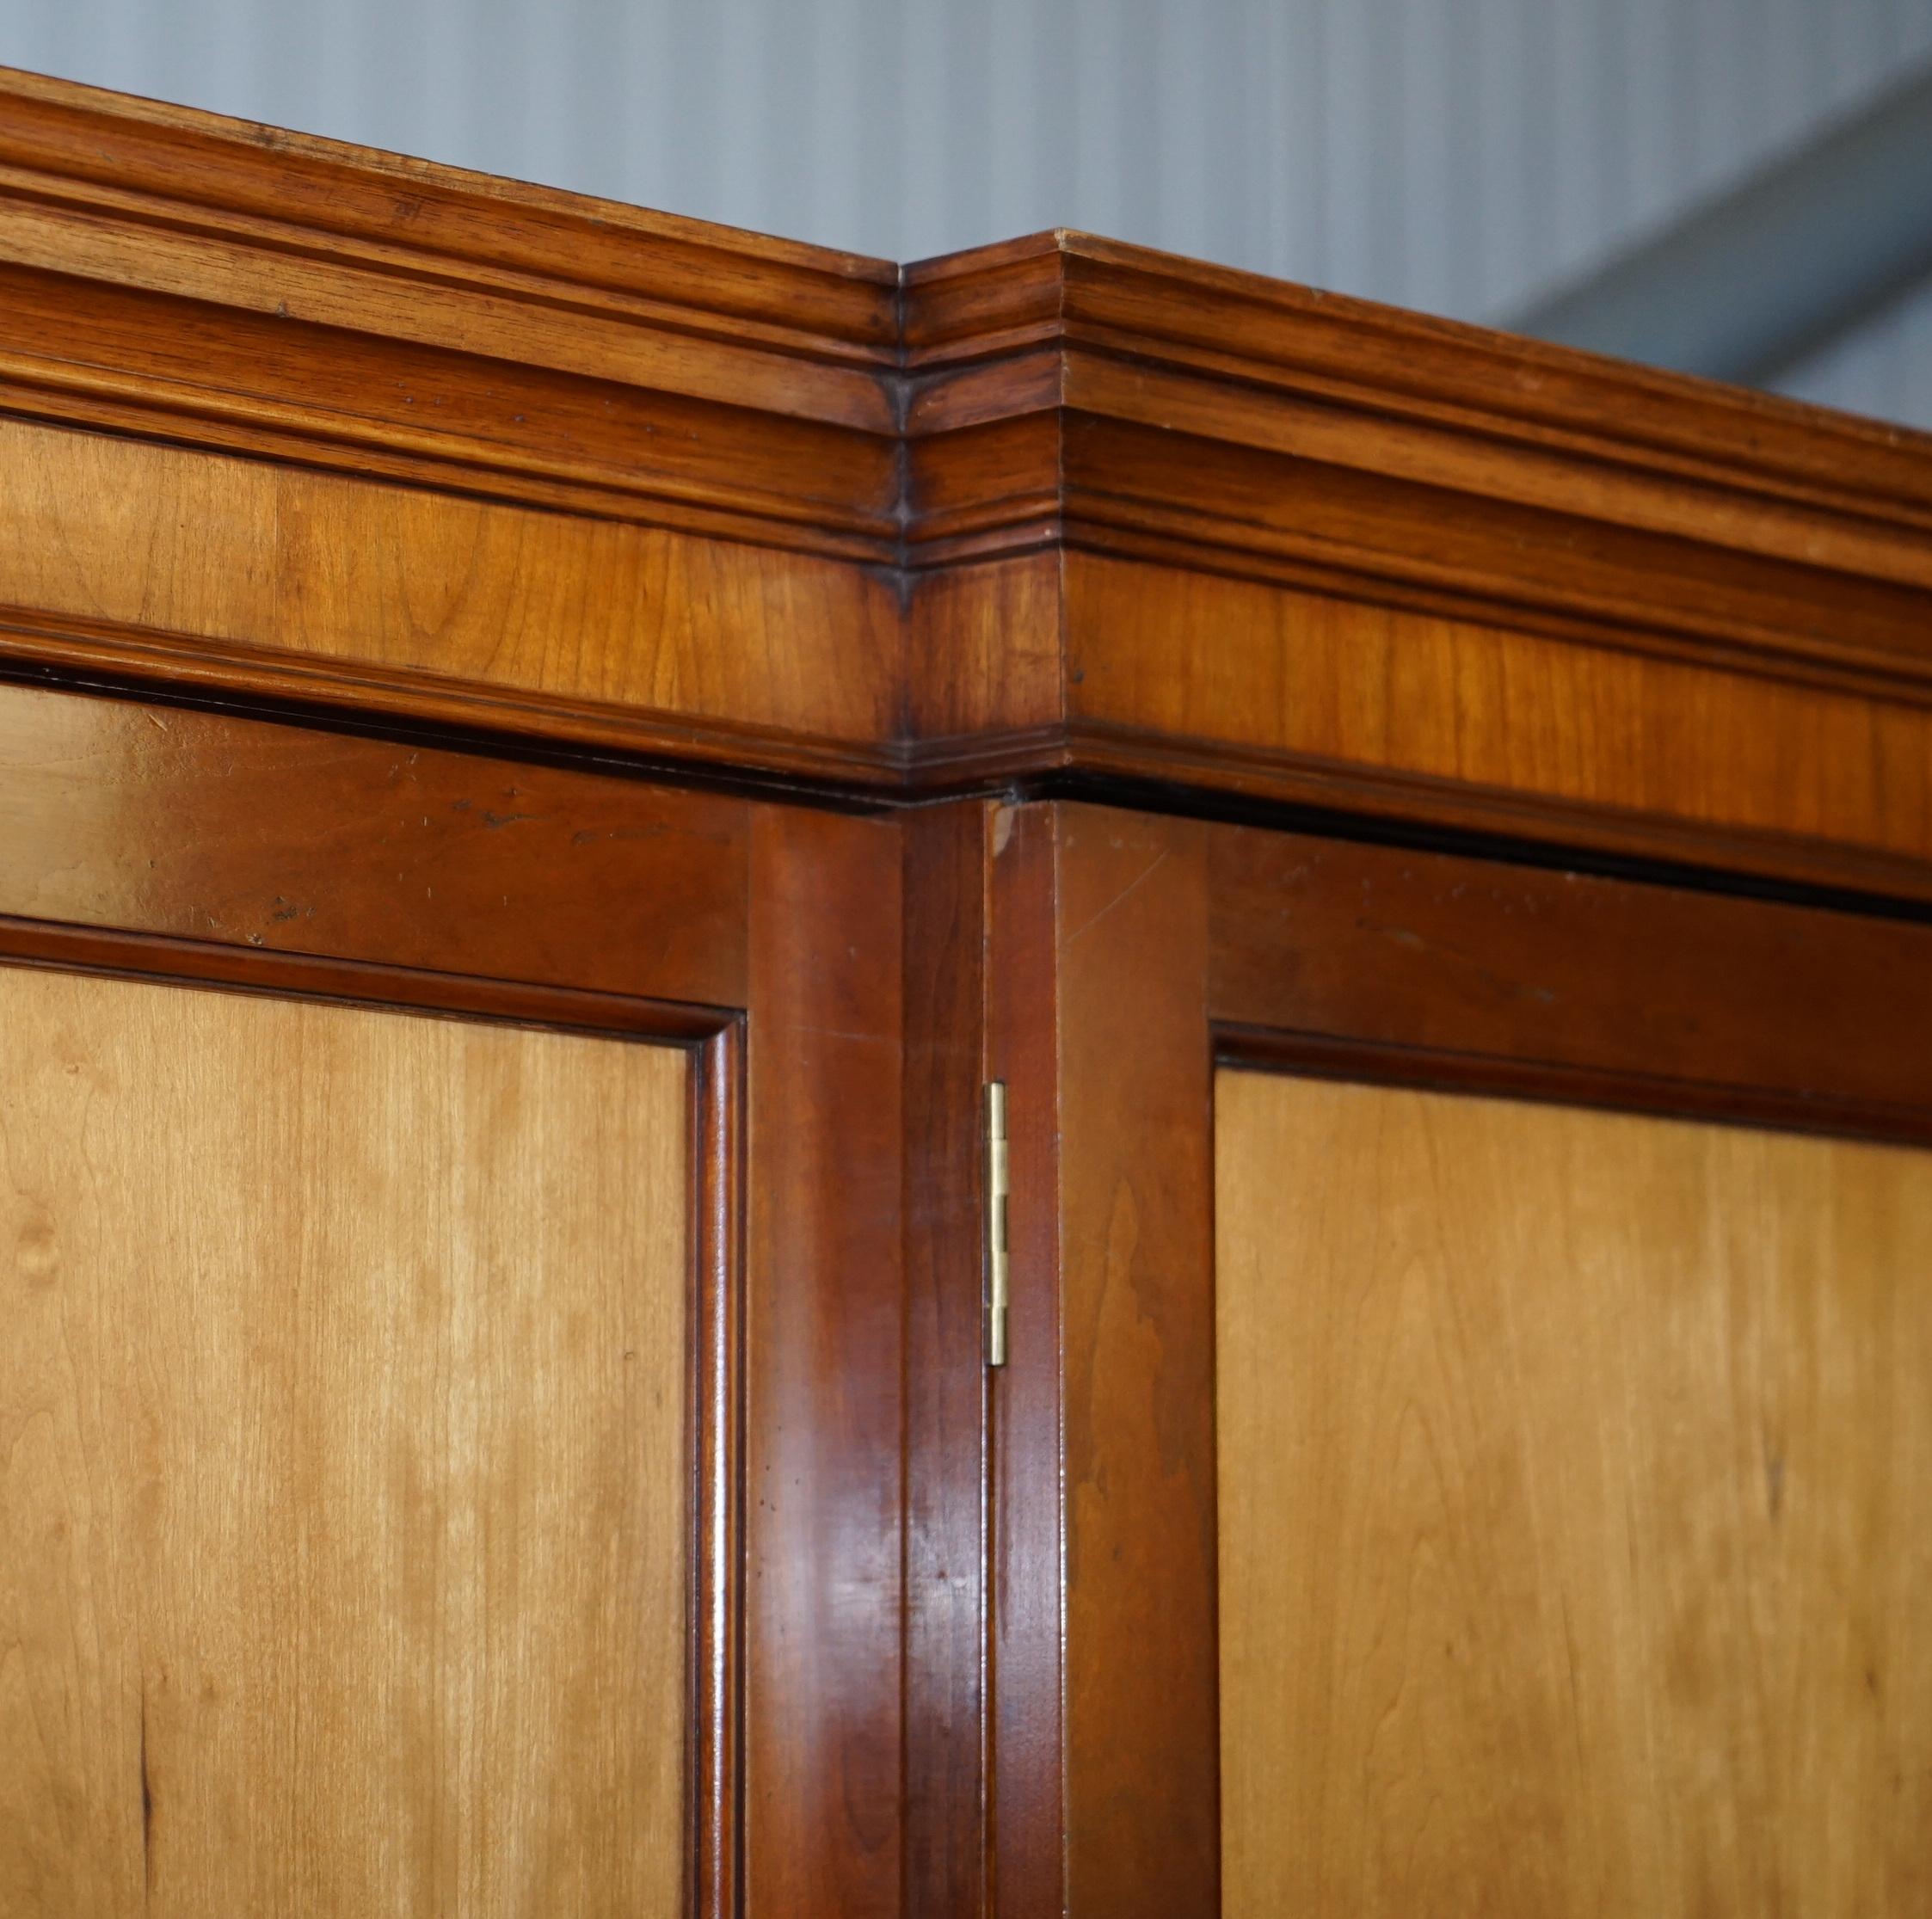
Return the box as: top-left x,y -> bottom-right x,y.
0,417 -> 902,778
903,550 -> 1064,750
906,231 -> 1932,542
0,68 -> 895,329
1207,820 -> 1932,1141
1216,1069 -> 1932,1917
0,65 -> 895,393
1055,808 -> 1220,1919
1044,385 -> 1932,704
0,674 -> 932,1918
743,807 -> 906,1918
1001,802 -> 1932,1919
17,67 -> 1932,1916
0,263 -> 899,559
0,65 -> 898,562
0,968 -> 689,1915
1063,550 -> 1932,878
7,68 -> 1932,894
985,805 -> 1222,1919
982,799 -> 1068,1919
901,803 -> 992,1919
905,233 -> 1932,707
0,680 -> 750,1007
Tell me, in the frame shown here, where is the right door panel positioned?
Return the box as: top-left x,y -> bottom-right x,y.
1216,1068 -> 1932,1916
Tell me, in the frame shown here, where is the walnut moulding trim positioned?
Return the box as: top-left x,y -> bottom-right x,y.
4,64 -> 1932,903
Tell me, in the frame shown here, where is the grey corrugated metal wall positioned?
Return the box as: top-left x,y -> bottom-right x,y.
3,0 -> 1931,425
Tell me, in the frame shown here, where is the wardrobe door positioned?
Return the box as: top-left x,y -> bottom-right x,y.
983,801 -> 1932,1919
0,680 -> 906,1919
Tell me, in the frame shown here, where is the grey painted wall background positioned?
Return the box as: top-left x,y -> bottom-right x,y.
3,0 -> 1931,425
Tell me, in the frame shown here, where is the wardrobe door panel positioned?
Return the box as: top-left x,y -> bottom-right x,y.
1,969 -> 690,1916
1216,1068 -> 1932,1918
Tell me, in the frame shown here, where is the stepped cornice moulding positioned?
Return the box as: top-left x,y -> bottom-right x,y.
6,65 -> 1932,905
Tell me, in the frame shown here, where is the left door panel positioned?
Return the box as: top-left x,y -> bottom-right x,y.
1,969 -> 690,1915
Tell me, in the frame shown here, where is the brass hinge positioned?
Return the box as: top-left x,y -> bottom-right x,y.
984,1080 -> 1010,1368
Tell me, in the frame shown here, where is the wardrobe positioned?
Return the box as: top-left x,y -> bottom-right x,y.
3,64 -> 1929,1917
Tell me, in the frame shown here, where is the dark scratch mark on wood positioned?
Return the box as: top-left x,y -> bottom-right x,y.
571,825 -> 672,846
140,1683 -> 155,1897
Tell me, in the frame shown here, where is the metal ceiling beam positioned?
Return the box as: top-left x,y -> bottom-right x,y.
1509,59 -> 1932,386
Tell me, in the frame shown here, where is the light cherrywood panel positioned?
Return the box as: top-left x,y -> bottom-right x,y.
904,550 -> 1064,747
0,415 -> 901,769
0,969 -> 689,1917
1216,1069 -> 1932,1919
1066,551 -> 1932,873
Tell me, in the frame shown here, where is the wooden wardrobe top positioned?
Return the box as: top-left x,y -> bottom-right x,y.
4,64 -> 1931,903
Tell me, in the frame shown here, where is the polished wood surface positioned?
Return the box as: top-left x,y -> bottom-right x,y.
0,676 -> 908,1919
0,62 -> 898,549
0,415 -> 902,781
983,799 -> 1071,1917
904,231 -> 1932,642
986,804 -> 1221,1918
0,679 -> 750,1004
0,68 -> 895,357
898,231 -> 1932,895
989,800 -> 1932,1919
1216,1069 -> 1932,1916
1051,810 -> 1219,1916
10,60 -> 1932,1919
0,969 -> 688,1915
742,806 -> 906,1918
901,803 -> 993,1919
0,254 -> 897,556
1060,549 -> 1932,896
5,68 -> 1932,895
1207,819 -> 1932,1142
